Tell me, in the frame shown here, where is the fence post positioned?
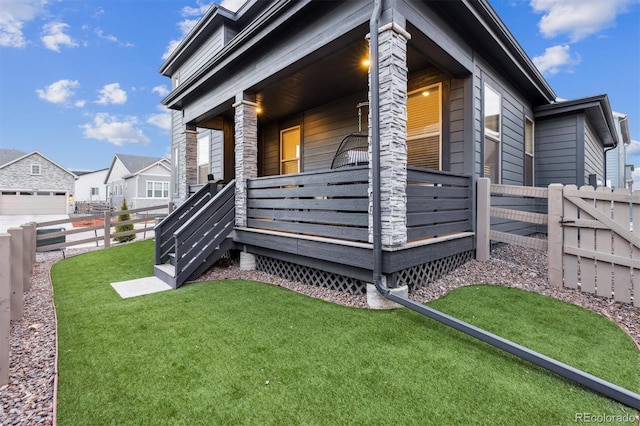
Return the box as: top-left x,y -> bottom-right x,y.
548,184 -> 564,287
21,223 -> 34,291
7,228 -> 24,321
0,234 -> 10,386
104,210 -> 111,249
476,177 -> 491,261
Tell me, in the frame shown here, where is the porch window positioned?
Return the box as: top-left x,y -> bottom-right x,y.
197,129 -> 210,184
147,181 -> 169,198
525,117 -> 534,186
280,126 -> 300,174
407,83 -> 441,170
483,84 -> 501,183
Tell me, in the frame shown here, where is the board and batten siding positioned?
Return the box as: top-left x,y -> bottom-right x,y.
534,115 -> 578,187
583,118 -> 604,185
449,78 -> 466,174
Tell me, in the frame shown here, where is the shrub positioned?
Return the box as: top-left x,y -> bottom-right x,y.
114,198 -> 136,243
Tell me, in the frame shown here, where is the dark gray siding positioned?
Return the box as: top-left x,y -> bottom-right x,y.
178,26 -> 225,84
449,78 -> 466,174
534,115 -> 578,187
583,118 -> 604,185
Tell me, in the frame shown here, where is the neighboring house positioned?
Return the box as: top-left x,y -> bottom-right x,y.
0,149 -> 76,215
604,111 -> 632,189
154,0 -> 619,292
73,168 -> 108,203
534,96 -> 618,188
104,154 -> 171,211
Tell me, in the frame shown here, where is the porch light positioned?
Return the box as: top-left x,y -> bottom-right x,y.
361,58 -> 371,68
255,106 -> 262,114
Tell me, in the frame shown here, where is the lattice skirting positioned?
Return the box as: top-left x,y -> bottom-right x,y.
255,250 -> 474,296
395,250 -> 474,292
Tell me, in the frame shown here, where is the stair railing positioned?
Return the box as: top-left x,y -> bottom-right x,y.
173,180 -> 236,286
154,182 -> 220,265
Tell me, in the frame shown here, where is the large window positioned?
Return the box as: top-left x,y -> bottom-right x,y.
280,126 -> 300,174
407,83 -> 441,170
147,181 -> 169,198
525,117 -> 534,186
197,129 -> 210,184
483,83 -> 501,183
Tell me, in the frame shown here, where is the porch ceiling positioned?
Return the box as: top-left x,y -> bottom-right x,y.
250,23 -> 435,123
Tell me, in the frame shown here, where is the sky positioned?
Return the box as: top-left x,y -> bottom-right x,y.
0,0 -> 638,183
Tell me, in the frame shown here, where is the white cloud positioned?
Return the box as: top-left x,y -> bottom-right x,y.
152,85 -> 170,97
162,1 -> 215,60
41,22 -> 78,52
81,113 -> 150,146
532,44 -> 581,75
36,79 -> 80,104
94,27 -> 134,47
0,0 -> 47,48
96,83 -> 127,105
626,139 -> 640,156
147,107 -> 172,131
530,0 -> 633,42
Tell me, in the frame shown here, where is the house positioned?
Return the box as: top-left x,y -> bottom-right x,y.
534,95 -> 618,188
0,149 -> 76,215
72,168 -> 109,212
154,0 -> 618,295
605,111 -> 632,189
104,154 -> 171,211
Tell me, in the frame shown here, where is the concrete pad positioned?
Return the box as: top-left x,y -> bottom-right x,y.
111,276 -> 172,299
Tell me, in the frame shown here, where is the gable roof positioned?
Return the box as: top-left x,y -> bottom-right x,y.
534,94 -> 618,148
0,149 -> 28,167
0,149 -> 78,178
104,153 -> 170,183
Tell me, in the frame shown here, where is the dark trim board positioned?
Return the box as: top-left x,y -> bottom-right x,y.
233,228 -> 475,284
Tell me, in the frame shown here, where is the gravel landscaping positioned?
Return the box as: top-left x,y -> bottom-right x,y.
1,244 -> 638,425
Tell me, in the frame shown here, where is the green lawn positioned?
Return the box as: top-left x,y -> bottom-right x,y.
52,240 -> 639,425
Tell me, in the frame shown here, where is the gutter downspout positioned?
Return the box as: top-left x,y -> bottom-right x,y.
368,1 -> 639,410
370,0 -> 385,297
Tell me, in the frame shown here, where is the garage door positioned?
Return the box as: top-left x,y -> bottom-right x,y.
0,191 -> 68,215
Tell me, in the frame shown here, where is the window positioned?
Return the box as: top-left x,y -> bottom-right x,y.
407,83 -> 442,170
147,181 -> 169,198
91,187 -> 100,196
525,118 -> 534,186
197,129 -> 210,184
280,126 -> 300,174
483,84 -> 501,183
31,164 -> 41,175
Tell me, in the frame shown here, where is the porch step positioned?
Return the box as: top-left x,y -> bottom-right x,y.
169,252 -> 176,267
154,263 -> 176,289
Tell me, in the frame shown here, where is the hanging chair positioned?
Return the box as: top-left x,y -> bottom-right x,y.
330,133 -> 369,169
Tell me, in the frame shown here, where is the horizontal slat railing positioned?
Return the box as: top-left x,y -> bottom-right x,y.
247,167 -> 369,242
155,182 -> 219,265
174,181 -> 236,286
406,167 -> 472,242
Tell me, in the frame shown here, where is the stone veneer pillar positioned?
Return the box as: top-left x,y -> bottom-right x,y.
183,127 -> 198,200
368,22 -> 411,247
233,94 -> 259,227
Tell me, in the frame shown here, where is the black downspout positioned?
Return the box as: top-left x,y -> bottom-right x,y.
370,0 -> 386,297
367,1 -> 639,410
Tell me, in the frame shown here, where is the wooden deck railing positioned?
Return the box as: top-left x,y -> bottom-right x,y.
406,167 -> 473,241
247,167 -> 369,242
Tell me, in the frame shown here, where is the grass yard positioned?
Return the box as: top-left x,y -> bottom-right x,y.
52,240 -> 640,425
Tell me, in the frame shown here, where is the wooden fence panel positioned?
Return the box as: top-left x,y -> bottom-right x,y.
612,188 -> 632,303
562,186 -> 579,289
633,191 -> 640,308
595,187 -> 613,298
577,186 -> 596,294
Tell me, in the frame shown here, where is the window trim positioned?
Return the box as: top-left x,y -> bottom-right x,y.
146,181 -> 169,198
483,83 -> 502,184
280,125 -> 301,175
524,116 -> 534,186
406,82 -> 442,170
30,164 -> 41,175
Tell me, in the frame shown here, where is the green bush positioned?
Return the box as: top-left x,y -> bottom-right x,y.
114,198 -> 136,243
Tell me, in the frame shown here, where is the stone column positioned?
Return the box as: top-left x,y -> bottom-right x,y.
233,93 -> 259,227
368,22 -> 411,247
